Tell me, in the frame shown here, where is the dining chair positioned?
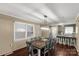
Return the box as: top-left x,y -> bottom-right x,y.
26,41 -> 32,56
31,37 -> 39,41
43,40 -> 50,56
26,41 -> 38,56
48,40 -> 51,49
31,46 -> 38,56
31,37 -> 36,41
51,39 -> 55,49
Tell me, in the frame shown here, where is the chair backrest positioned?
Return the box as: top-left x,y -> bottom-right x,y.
48,38 -> 56,49
26,40 -> 33,52
44,40 -> 50,51
31,37 -> 39,41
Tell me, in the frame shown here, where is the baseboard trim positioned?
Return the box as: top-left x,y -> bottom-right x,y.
5,51 -> 13,56
7,47 -> 27,56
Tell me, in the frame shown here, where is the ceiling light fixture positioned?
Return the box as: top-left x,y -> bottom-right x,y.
43,15 -> 48,26
40,27 -> 49,30
57,23 -> 64,25
40,15 -> 50,30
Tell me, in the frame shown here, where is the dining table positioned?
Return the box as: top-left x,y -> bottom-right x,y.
31,39 -> 48,56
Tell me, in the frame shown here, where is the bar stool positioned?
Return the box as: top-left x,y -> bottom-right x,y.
57,37 -> 59,43
63,37 -> 66,45
71,38 -> 76,47
74,38 -> 76,47
65,37 -> 69,45
57,37 -> 59,44
68,37 -> 71,46
69,38 -> 73,46
60,37 -> 62,44
56,38 -> 58,43
59,37 -> 61,44
61,37 -> 63,44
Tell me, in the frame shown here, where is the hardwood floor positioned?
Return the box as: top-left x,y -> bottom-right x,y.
9,48 -> 29,56
49,43 -> 78,56
9,43 -> 78,56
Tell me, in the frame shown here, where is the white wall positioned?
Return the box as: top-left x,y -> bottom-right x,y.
52,26 -> 58,38
0,15 -> 13,55
76,16 -> 79,55
0,14 -> 41,55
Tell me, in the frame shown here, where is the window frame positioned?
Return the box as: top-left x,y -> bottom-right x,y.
26,23 -> 35,39
64,24 -> 76,34
14,21 -> 35,41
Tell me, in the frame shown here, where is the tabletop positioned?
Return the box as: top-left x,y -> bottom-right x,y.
32,40 -> 47,49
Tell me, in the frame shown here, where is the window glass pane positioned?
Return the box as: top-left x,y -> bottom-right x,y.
15,22 -> 26,39
14,22 -> 34,41
15,23 -> 26,32
27,24 -> 33,37
65,27 -> 73,34
15,32 -> 25,39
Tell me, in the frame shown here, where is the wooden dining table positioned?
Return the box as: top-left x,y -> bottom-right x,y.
31,40 -> 47,56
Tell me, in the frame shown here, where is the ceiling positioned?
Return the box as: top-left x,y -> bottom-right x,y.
0,3 -> 78,25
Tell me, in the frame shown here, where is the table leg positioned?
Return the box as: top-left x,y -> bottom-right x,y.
38,49 -> 41,56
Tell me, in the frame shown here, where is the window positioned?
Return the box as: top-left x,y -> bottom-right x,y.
65,26 -> 74,34
27,24 -> 34,37
14,22 -> 34,41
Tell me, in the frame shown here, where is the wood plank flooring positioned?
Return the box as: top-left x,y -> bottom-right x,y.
49,43 -> 78,56
9,43 -> 78,56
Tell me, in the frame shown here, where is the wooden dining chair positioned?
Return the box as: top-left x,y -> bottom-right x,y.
26,41 -> 32,56
26,41 -> 38,56
43,40 -> 50,56
50,39 -> 55,49
31,46 -> 38,56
